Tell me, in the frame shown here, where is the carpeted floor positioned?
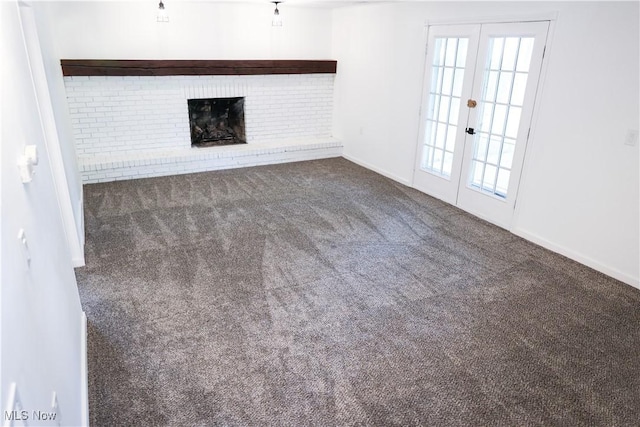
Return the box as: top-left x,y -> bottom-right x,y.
76,158 -> 640,426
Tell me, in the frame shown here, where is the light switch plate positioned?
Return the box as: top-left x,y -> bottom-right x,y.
18,145 -> 38,183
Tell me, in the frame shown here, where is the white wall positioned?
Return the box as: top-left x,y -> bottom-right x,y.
513,3 -> 639,287
25,3 -> 85,266
1,1 -> 87,425
332,1 -> 639,287
332,3 -> 425,184
43,1 -> 333,60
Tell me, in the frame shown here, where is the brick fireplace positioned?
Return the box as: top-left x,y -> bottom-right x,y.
62,60 -> 341,183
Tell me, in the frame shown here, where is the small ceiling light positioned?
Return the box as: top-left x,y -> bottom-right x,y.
272,2 -> 282,27
157,0 -> 169,23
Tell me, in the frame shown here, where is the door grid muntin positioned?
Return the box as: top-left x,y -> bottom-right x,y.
421,37 -> 469,178
469,36 -> 535,198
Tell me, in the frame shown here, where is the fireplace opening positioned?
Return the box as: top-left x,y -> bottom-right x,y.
188,97 -> 246,147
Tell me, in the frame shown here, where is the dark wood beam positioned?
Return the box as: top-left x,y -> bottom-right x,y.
61,60 -> 337,76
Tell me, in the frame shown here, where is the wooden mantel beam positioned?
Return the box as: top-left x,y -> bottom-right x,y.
60,60 -> 337,77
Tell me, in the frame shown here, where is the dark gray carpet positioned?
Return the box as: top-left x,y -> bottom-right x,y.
76,158 -> 640,426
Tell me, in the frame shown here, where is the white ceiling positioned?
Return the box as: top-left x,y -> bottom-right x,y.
168,0 -> 405,9
40,0 -> 422,10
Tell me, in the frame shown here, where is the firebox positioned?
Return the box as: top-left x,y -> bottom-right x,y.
188,97 -> 246,147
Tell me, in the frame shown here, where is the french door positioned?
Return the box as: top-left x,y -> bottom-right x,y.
413,21 -> 549,229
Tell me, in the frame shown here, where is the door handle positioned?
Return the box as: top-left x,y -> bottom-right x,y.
465,127 -> 476,135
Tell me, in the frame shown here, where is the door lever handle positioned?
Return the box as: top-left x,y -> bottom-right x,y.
465,127 -> 476,135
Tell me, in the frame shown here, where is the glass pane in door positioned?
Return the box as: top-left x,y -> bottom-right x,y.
422,37 -> 468,178
469,36 -> 534,197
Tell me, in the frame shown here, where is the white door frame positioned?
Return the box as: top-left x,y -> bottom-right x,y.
412,13 -> 557,231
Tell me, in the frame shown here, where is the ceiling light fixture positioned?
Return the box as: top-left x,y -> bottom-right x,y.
157,0 -> 169,23
272,2 -> 282,27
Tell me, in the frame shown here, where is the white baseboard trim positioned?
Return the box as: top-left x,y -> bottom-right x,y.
80,311 -> 89,427
340,155 -> 639,290
72,255 -> 85,268
341,154 -> 412,187
512,227 -> 639,290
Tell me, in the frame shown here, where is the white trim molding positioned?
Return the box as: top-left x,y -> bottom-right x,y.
80,311 -> 89,427
512,227 -> 640,290
424,11 -> 559,27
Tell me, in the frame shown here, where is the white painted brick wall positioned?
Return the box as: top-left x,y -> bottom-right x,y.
64,74 -> 334,158
64,74 -> 340,182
